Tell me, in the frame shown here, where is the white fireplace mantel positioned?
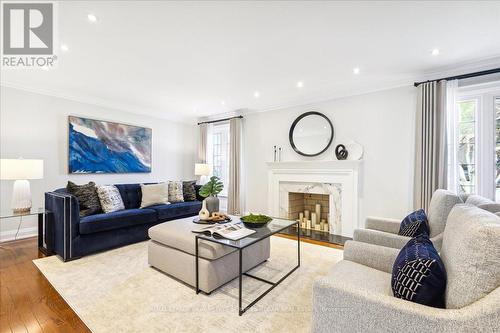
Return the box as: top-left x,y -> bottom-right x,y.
266,160 -> 362,170
267,160 -> 362,237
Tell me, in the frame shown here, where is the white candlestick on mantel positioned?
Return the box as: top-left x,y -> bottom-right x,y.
304,210 -> 310,219
311,212 -> 317,229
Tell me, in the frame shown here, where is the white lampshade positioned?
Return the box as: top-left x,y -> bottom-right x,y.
1,159 -> 44,180
194,163 -> 211,176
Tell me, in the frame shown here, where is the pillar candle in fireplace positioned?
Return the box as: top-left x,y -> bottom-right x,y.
306,219 -> 311,229
299,212 -> 304,223
304,210 -> 310,219
311,212 -> 317,228
315,223 -> 321,231
324,223 -> 329,232
315,203 -> 321,221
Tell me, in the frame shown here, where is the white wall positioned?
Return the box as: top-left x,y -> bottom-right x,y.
0,86 -> 197,241
244,86 -> 416,225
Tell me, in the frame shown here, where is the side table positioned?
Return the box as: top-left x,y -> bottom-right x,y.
0,208 -> 53,255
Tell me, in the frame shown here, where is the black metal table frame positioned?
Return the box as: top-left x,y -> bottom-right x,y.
38,211 -> 54,255
195,221 -> 300,316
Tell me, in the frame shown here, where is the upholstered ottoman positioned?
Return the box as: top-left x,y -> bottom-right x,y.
148,217 -> 270,293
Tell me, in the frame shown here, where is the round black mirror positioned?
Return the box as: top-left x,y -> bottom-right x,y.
289,111 -> 334,157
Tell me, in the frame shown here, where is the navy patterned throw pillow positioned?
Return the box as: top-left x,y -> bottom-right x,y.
391,235 -> 446,308
398,209 -> 429,237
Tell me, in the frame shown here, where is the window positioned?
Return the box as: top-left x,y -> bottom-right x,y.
207,122 -> 230,210
448,82 -> 500,202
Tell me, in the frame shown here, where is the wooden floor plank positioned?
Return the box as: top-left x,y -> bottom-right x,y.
0,238 -> 90,333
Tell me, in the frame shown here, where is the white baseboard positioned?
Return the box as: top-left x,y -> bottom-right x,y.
0,226 -> 37,242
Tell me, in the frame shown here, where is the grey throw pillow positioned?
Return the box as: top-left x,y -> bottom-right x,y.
168,181 -> 184,203
97,185 -> 125,213
440,204 -> 500,309
466,195 -> 500,213
478,203 -> 500,214
66,181 -> 102,217
182,180 -> 197,201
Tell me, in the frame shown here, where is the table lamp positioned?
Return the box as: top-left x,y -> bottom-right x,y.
0,159 -> 44,213
194,163 -> 211,184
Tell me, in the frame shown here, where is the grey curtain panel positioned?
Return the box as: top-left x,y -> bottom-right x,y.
198,123 -> 207,163
414,81 -> 448,211
228,117 -> 243,215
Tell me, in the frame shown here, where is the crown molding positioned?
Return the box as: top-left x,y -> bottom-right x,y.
203,56 -> 500,121
0,81 -> 196,125
3,56 -> 499,126
412,55 -> 500,83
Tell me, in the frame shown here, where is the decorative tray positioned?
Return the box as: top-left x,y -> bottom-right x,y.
192,216 -> 232,224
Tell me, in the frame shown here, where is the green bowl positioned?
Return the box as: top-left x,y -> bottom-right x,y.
240,214 -> 273,228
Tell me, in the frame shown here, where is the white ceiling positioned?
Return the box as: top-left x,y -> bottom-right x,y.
2,1 -> 500,123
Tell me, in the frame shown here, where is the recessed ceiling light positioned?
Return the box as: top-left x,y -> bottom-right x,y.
221,100 -> 225,105
353,67 -> 360,75
296,81 -> 304,88
60,44 -> 69,52
431,48 -> 440,56
254,91 -> 260,98
87,13 -> 98,22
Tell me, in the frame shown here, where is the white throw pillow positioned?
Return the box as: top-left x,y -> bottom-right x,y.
140,183 -> 169,208
97,185 -> 125,213
168,181 -> 184,203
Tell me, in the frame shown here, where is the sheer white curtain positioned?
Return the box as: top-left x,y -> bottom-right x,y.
446,80 -> 459,194
198,123 -> 213,184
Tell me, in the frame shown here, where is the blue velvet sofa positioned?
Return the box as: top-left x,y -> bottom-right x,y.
45,183 -> 203,261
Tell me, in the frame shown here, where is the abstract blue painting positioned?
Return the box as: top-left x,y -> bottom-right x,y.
68,116 -> 152,173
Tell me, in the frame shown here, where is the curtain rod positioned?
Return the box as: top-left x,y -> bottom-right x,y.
197,115 -> 243,125
413,68 -> 500,87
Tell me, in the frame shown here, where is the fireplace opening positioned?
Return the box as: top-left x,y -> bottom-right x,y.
288,192 -> 329,232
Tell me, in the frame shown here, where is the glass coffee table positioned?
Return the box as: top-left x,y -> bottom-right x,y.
195,217 -> 300,316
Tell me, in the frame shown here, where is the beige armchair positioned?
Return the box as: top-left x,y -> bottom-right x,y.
312,205 -> 500,332
353,189 -> 462,250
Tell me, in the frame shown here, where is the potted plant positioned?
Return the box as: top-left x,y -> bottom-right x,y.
199,176 -> 224,215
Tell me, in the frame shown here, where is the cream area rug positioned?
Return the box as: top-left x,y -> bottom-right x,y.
34,237 -> 343,333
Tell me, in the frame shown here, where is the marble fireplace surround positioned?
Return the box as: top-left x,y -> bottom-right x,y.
267,160 -> 361,237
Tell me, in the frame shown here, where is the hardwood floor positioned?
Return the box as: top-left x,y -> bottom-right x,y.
0,237 -> 90,333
